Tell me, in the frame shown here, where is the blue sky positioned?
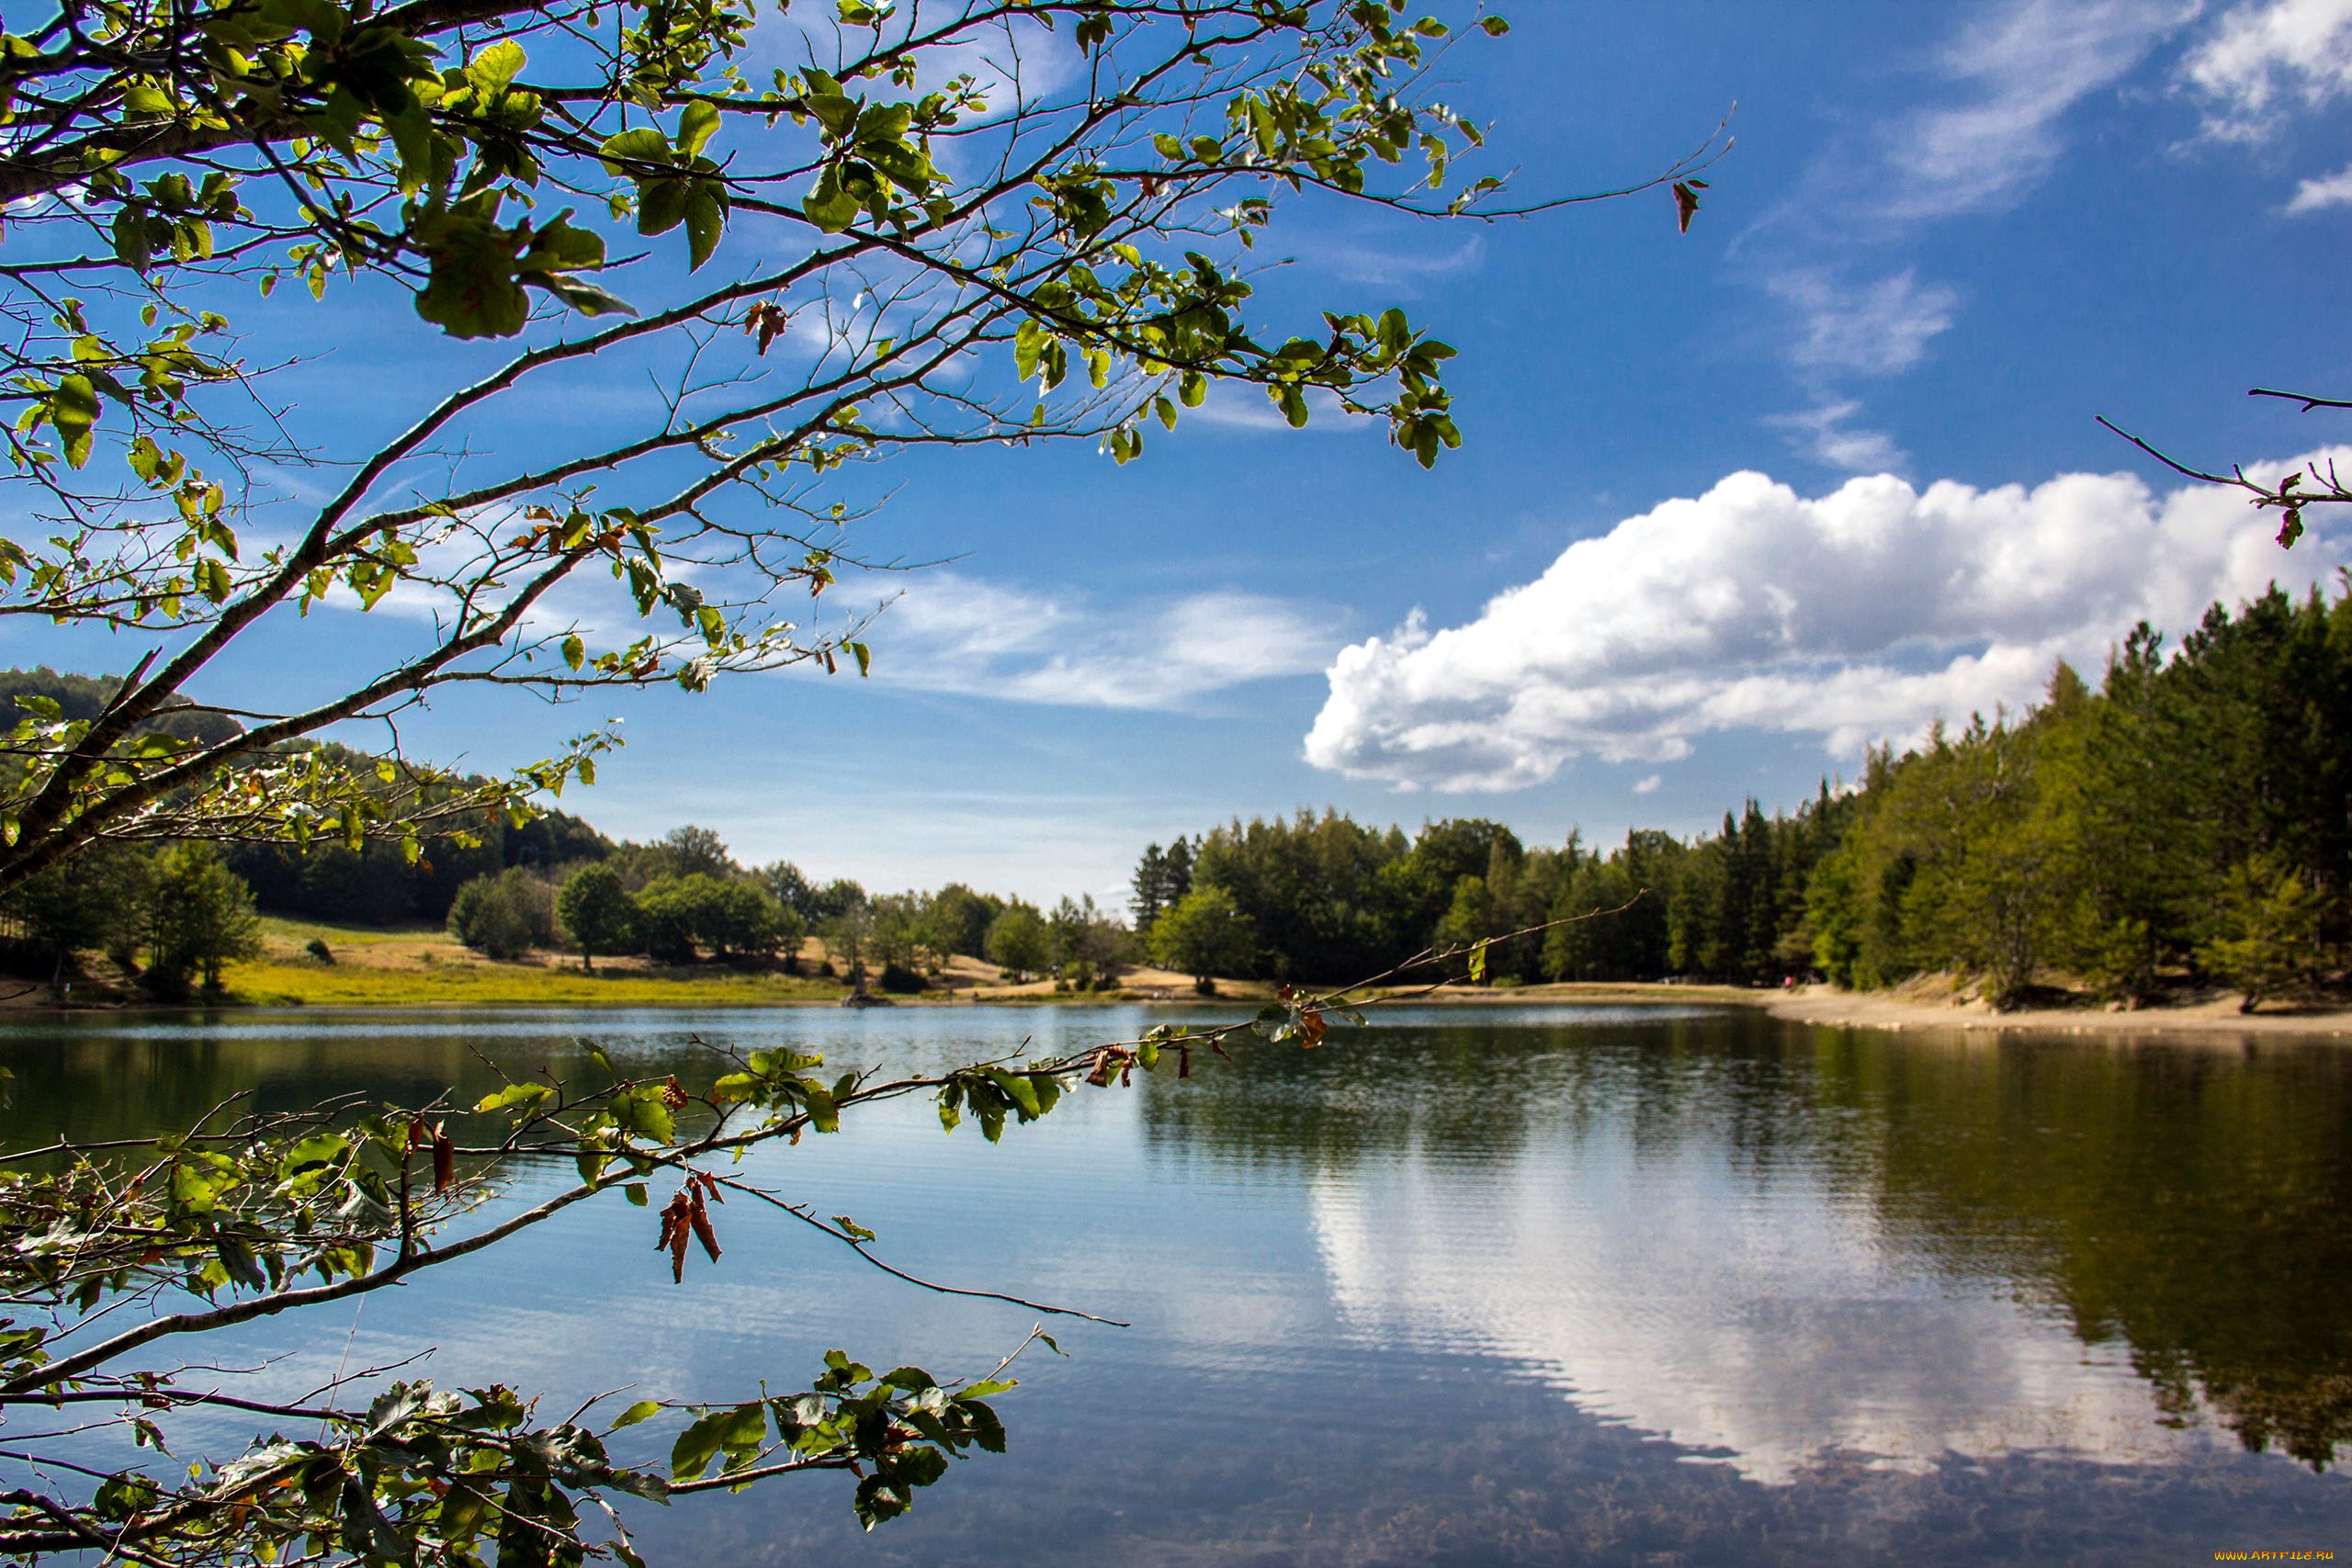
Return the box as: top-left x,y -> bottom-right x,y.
18,0 -> 2352,908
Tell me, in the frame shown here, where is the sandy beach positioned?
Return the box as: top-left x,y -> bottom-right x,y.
1762,986 -> 2352,1040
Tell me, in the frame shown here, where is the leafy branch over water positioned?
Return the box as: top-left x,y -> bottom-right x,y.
0,906 -> 1625,1566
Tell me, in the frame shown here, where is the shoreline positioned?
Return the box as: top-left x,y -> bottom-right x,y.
1762,986 -> 2352,1040
11,969 -> 2351,1041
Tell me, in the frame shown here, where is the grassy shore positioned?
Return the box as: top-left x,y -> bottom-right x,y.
222,959 -> 847,1007
0,914 -> 1781,1010
211,918 -> 852,1008
105,915 -> 2349,1035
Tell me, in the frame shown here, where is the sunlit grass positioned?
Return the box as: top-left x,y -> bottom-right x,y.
254,915 -> 435,949
222,957 -> 847,1008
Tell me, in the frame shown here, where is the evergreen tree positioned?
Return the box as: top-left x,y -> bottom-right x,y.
1131,843 -> 1171,932
2199,856 -> 2331,1012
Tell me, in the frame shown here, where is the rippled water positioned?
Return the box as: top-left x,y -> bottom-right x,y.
5,1003 -> 2349,1564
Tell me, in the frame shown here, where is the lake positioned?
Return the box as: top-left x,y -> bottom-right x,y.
4,1002 -> 2348,1564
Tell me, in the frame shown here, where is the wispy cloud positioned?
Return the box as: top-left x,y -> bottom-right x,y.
1874,0 -> 2193,220
1305,235 -> 1487,296
1763,401 -> 1909,474
1746,0 -> 2190,467
862,572 -> 1345,710
2180,0 -> 2352,141
1768,269 -> 1960,378
1632,774 -> 1663,795
2286,159 -> 2352,209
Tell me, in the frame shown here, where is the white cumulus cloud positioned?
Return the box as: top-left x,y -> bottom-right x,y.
1302,453 -> 2350,792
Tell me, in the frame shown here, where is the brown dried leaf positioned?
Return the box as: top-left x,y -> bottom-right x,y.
688,1196 -> 722,1265
1673,180 -> 1702,234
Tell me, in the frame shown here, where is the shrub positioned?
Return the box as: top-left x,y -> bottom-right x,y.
448,868 -> 556,959
877,962 -> 926,994
305,938 -> 336,964
631,874 -> 791,964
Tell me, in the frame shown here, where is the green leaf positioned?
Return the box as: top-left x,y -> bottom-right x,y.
638,179 -> 688,236
562,634 -> 585,671
668,1408 -> 732,1480
111,207 -> 153,271
474,1082 -> 555,1114
684,190 -> 724,271
50,375 -> 99,467
537,275 -> 638,319
599,128 -> 672,174
610,1399 -> 662,1430
467,39 -> 527,94
987,1068 -> 1041,1118
677,99 -> 721,157
803,169 -> 861,232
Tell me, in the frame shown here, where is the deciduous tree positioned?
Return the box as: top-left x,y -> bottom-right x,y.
557,861 -> 639,969
984,900 -> 1050,979
142,840 -> 261,995
1148,884 -> 1256,992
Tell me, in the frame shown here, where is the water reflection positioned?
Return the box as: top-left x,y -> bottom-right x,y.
1142,1010 -> 2352,1477
3,1004 -> 2348,1562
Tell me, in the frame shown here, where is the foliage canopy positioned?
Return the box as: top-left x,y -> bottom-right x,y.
0,0 -> 1722,902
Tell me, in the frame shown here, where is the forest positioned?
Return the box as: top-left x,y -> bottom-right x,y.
1136,581 -> 2352,1009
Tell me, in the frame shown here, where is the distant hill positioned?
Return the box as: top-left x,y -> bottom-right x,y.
0,665 -> 242,746
0,666 -> 616,927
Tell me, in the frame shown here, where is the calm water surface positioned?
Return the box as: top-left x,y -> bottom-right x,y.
4,1003 -> 2348,1565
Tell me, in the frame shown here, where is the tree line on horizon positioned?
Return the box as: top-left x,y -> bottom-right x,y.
0,732 -> 1139,991
1134,581 -> 2352,1010
4,578 -> 2345,1007
446,827 -> 1131,992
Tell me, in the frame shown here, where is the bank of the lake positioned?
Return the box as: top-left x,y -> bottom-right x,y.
27,915 -> 2352,1035
1767,984 -> 2352,1039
